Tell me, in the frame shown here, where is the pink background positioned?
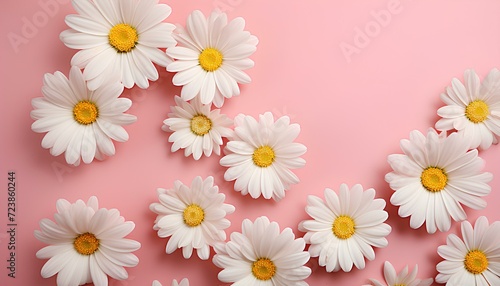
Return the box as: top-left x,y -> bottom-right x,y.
1,0 -> 500,285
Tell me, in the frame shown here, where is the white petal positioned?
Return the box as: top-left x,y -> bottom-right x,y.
65,15 -> 108,35
60,29 -> 108,50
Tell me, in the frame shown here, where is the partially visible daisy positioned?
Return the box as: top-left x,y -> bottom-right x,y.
60,0 -> 176,90
150,176 -> 235,260
166,10 -> 258,107
436,69 -> 500,150
31,66 -> 136,166
35,196 -> 140,286
219,112 -> 306,201
436,216 -> 500,285
213,216 -> 311,285
368,261 -> 433,286
385,128 -> 493,234
152,278 -> 189,286
162,96 -> 233,160
298,184 -> 391,272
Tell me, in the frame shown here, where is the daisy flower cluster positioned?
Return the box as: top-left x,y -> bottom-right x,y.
381,68 -> 499,285
32,2 -> 316,284
162,9 -> 260,163
30,1 -> 500,285
386,69 -> 498,235
31,0 -> 177,166
160,10 -> 308,202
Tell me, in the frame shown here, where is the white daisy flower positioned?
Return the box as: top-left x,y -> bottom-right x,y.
436,69 -> 500,150
436,216 -> 500,285
298,184 -> 391,272
34,196 -> 141,286
152,278 -> 189,286
213,216 -> 311,285
149,176 -> 235,260
219,112 -> 306,201
385,128 -> 493,234
30,66 -> 136,166
368,261 -> 433,286
166,9 -> 258,107
162,95 -> 233,160
60,0 -> 176,90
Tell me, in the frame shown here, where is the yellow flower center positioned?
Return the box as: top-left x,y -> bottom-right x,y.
252,146 -> 275,168
394,284 -> 406,286
252,258 -> 276,281
464,250 -> 488,274
74,232 -> 99,255
108,23 -> 138,52
190,114 -> 212,136
421,167 -> 447,192
73,101 -> 98,125
183,204 -> 204,227
199,48 -> 223,72
332,215 -> 355,239
465,100 -> 489,123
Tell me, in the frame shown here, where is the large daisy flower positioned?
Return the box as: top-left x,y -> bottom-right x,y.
34,196 -> 141,286
166,10 -> 258,107
213,216 -> 311,285
385,128 -> 493,234
298,184 -> 391,272
30,66 -> 136,166
436,216 -> 500,285
436,69 -> 500,150
153,278 -> 189,286
162,95 -> 233,160
219,112 -> 306,201
149,176 -> 235,260
60,0 -> 176,90
368,261 -> 433,286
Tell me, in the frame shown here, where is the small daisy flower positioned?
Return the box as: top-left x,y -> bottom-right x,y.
298,184 -> 391,272
60,0 -> 176,90
213,216 -> 311,285
385,128 -> 493,234
30,66 -> 136,166
368,261 -> 433,286
35,196 -> 141,286
162,96 -> 233,160
152,278 -> 189,286
219,112 -> 306,201
166,10 -> 258,107
150,176 -> 235,260
436,216 -> 500,285
436,69 -> 500,150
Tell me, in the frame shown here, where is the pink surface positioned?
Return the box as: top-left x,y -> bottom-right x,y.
1,0 -> 500,285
